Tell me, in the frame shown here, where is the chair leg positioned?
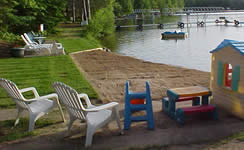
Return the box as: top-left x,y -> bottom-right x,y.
113,107 -> 123,134
28,114 -> 38,132
14,108 -> 24,127
68,115 -> 76,131
54,97 -> 66,122
124,102 -> 131,130
85,125 -> 96,147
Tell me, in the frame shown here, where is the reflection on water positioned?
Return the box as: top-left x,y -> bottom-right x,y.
105,13 -> 244,72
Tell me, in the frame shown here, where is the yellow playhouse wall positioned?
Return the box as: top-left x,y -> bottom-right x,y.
210,46 -> 244,119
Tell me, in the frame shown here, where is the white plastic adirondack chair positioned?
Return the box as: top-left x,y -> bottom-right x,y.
53,82 -> 122,147
24,33 -> 63,50
21,35 -> 52,54
27,32 -> 46,44
24,33 -> 53,49
0,78 -> 65,131
31,31 -> 39,37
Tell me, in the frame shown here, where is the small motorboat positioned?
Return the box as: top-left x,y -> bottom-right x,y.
161,31 -> 188,39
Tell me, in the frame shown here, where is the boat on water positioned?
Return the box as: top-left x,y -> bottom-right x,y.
161,31 -> 188,39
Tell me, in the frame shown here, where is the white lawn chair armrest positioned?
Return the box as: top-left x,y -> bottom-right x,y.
22,98 -> 38,103
27,93 -> 58,102
19,87 -> 40,98
36,93 -> 58,100
78,93 -> 92,107
30,42 -> 39,45
84,102 -> 119,112
55,43 -> 63,48
33,37 -> 46,39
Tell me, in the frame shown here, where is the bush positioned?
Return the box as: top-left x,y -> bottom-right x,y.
0,32 -> 20,43
87,1 -> 115,38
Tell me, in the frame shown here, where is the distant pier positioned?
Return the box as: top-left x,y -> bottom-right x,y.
115,8 -> 244,30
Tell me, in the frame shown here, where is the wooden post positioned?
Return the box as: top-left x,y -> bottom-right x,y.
204,14 -> 207,27
197,13 -> 199,23
186,12 -> 190,28
152,13 -> 155,24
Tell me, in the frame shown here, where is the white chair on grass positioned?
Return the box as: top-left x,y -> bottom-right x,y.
21,35 -> 52,54
0,78 -> 65,131
24,33 -> 63,51
27,32 -> 46,44
53,82 -> 122,147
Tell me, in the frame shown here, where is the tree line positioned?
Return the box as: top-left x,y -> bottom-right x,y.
88,0 -> 184,37
185,0 -> 244,10
0,0 -> 66,34
114,0 -> 184,17
0,0 -> 185,41
3,0 -> 244,41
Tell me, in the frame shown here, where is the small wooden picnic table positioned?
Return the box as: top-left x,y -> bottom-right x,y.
167,86 -> 212,118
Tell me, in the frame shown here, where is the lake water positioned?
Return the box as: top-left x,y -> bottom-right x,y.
111,12 -> 244,72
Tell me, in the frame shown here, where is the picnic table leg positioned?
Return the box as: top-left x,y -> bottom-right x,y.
176,108 -> 185,125
212,107 -> 219,120
202,95 -> 209,105
192,97 -> 200,106
162,98 -> 169,114
167,90 -> 179,119
169,100 -> 176,118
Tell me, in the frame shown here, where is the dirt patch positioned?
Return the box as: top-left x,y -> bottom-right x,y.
71,50 -> 210,103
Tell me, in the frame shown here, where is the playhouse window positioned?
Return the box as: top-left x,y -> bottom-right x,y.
224,63 -> 232,87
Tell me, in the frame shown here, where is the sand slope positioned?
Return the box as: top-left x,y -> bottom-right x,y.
71,50 -> 210,102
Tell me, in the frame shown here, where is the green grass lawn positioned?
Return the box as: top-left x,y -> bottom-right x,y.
48,25 -> 102,54
0,23 -> 102,143
0,55 -> 98,108
57,37 -> 101,54
0,118 -> 53,143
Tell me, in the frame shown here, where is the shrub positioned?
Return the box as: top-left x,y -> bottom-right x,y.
0,31 -> 20,43
87,1 -> 115,38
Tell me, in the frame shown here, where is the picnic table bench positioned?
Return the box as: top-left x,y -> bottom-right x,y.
162,96 -> 200,115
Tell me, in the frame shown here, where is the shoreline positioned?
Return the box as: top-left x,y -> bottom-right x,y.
71,50 -> 210,102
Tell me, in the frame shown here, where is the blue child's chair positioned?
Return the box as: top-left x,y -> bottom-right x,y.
124,81 -> 155,130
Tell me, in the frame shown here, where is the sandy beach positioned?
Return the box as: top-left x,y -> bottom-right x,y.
71,50 -> 210,103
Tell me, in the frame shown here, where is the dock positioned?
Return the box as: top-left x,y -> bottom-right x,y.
115,8 -> 244,30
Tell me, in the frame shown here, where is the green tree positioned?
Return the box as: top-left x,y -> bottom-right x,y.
184,0 -> 244,8
88,0 -> 115,37
35,0 -> 67,33
178,0 -> 184,8
0,0 -> 67,35
133,0 -> 144,9
167,0 -> 173,8
157,0 -> 167,12
150,0 -> 158,8
0,0 -> 17,32
143,0 -> 151,9
113,2 -> 123,16
90,0 -> 111,14
114,0 -> 133,16
9,0 -> 39,34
